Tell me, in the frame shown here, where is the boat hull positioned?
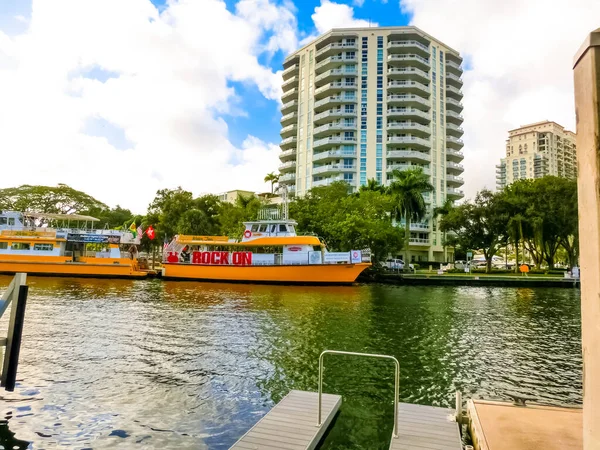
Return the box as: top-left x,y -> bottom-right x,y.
0,258 -> 148,279
161,263 -> 371,284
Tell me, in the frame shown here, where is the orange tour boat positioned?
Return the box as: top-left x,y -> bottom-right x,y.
161,217 -> 371,284
0,211 -> 149,279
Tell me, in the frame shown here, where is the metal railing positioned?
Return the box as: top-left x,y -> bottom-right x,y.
317,350 -> 400,438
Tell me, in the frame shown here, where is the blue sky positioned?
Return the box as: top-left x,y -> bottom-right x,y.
165,0 -> 413,148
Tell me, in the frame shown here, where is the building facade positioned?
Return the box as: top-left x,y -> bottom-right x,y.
496,121 -> 577,190
278,26 -> 465,262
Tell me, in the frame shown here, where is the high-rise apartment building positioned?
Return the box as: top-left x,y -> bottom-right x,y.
278,26 -> 465,262
496,121 -> 577,190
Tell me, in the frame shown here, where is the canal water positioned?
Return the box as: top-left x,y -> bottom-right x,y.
0,277 -> 582,449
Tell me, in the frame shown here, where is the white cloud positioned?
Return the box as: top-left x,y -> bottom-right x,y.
400,0 -> 600,198
0,0 -> 296,213
353,0 -> 366,6
311,0 -> 376,35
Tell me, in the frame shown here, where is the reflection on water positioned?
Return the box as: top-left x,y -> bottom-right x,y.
0,276 -> 582,449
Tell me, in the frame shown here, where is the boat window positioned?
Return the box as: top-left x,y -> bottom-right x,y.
11,243 -> 31,250
8,218 -> 14,226
0,218 -> 6,225
289,225 -> 295,233
0,242 -> 7,249
270,225 -> 277,233
259,225 -> 268,232
251,225 -> 259,232
34,243 -> 54,251
279,224 -> 287,233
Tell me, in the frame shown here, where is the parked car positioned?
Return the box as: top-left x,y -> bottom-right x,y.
382,259 -> 414,271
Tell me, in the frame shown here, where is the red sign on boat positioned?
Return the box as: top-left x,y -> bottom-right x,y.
191,251 -> 252,266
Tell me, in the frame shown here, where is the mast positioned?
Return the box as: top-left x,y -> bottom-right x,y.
280,184 -> 289,221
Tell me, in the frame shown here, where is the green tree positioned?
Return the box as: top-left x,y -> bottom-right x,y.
440,189 -> 509,273
358,178 -> 385,194
264,172 -> 280,194
147,187 -> 196,240
219,193 -> 265,238
387,168 -> 434,266
0,184 -> 107,214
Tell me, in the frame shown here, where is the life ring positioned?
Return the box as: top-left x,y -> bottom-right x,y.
244,230 -> 252,239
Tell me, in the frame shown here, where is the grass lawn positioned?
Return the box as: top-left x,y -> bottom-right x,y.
411,270 -> 566,278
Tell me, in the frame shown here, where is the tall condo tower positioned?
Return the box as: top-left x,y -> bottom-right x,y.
278,26 -> 465,262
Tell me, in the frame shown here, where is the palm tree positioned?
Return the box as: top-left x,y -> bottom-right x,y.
433,198 -> 454,262
387,167 -> 434,266
359,178 -> 385,194
264,172 -> 280,194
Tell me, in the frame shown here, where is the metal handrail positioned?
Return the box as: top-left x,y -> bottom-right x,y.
317,350 -> 400,438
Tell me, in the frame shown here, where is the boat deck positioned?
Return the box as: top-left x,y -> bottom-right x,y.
390,402 -> 462,450
230,390 -> 342,450
467,399 -> 582,450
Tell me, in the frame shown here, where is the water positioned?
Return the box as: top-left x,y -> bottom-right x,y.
0,277 -> 582,449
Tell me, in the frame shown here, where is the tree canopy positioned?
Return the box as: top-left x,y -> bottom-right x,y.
0,184 -> 107,215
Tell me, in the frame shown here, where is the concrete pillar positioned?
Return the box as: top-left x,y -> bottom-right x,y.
573,28 -> 600,450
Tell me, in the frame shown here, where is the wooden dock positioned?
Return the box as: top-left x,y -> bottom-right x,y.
389,402 -> 462,450
468,399 -> 582,450
230,390 -> 342,450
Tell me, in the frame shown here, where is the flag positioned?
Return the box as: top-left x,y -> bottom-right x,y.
137,225 -> 143,238
146,225 -> 156,240
129,222 -> 137,238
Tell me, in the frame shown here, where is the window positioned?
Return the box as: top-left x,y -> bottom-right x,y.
345,77 -> 354,86
377,89 -> 383,101
0,242 -> 7,250
344,173 -> 354,181
344,131 -> 354,140
251,224 -> 259,232
259,225 -> 268,232
344,104 -> 355,113
345,51 -> 355,59
377,49 -> 383,59
346,38 -> 355,46
377,36 -> 383,49
11,243 -> 30,250
376,104 -> 383,115
33,244 -> 53,251
0,217 -> 6,225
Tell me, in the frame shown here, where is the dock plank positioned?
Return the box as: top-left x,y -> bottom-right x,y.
389,403 -> 462,450
230,390 -> 342,450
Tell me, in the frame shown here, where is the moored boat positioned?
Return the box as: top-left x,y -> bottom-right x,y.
161,218 -> 371,284
0,211 -> 148,279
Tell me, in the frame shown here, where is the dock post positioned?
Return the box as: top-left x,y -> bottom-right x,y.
455,391 -> 462,425
573,28 -> 600,450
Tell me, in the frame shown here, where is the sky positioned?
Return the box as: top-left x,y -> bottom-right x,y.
0,0 -> 598,213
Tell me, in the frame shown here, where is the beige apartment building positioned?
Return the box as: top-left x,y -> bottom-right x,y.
278,26 -> 465,262
496,121 -> 577,189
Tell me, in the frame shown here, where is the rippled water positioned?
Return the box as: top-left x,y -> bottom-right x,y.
0,276 -> 582,449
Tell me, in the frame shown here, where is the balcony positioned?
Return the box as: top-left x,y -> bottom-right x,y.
280,123 -> 297,139
446,59 -> 463,75
313,149 -> 356,162
278,160 -> 297,173
313,122 -> 356,137
446,174 -> 464,186
386,150 -> 431,163
447,188 -> 465,199
387,40 -> 429,57
387,67 -> 430,84
315,81 -> 358,97
313,136 -> 357,149
387,135 -> 431,149
446,110 -> 463,124
281,87 -> 298,102
316,55 -> 358,72
446,149 -> 464,162
387,79 -> 430,96
386,121 -> 431,136
387,94 -> 430,108
280,148 -> 297,161
280,112 -> 298,127
387,107 -> 430,120
446,85 -> 464,100
314,109 -> 357,124
409,237 -> 430,246
446,135 -> 464,149
446,161 -> 464,173
446,123 -> 464,137
314,95 -> 355,111
386,164 -> 430,176
446,72 -> 463,87
280,100 -> 298,115
316,41 -> 358,58
387,54 -> 430,71
313,176 -> 356,187
282,63 -> 299,80
313,164 -> 356,175
280,136 -> 297,150
279,173 -> 296,184
315,67 -> 358,83
446,98 -> 463,112
282,76 -> 298,90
